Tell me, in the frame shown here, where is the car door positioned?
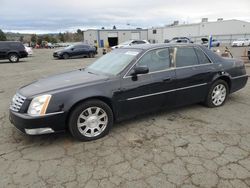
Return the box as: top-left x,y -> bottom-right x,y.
115,47 -> 177,119
172,46 -> 214,106
72,45 -> 84,57
0,42 -> 9,58
77,45 -> 89,56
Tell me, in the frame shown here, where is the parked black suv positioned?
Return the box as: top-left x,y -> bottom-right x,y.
0,41 -> 28,63
53,44 -> 97,59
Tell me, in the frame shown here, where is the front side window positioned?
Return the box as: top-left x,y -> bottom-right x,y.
136,48 -> 170,72
174,47 -> 199,67
195,48 -> 211,64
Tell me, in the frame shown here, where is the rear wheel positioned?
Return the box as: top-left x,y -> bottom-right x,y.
88,52 -> 95,58
68,100 -> 113,141
8,53 -> 19,63
63,53 -> 69,59
205,80 -> 229,108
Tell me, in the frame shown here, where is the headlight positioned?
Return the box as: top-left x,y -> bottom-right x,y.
28,94 -> 51,116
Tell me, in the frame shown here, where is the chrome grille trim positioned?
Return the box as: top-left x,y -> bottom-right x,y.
10,93 -> 26,112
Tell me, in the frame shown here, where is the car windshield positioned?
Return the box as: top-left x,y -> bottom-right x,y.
86,49 -> 141,75
65,45 -> 75,49
119,41 -> 132,45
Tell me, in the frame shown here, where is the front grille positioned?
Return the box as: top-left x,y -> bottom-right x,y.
10,93 -> 26,112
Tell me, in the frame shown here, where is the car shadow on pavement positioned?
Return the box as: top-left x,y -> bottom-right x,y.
0,60 -> 28,64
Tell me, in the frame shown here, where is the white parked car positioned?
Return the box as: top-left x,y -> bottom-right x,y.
111,40 -> 150,50
231,39 -> 250,47
25,46 -> 33,56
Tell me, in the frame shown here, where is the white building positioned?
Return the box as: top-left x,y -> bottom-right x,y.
148,19 -> 250,44
84,20 -> 250,47
84,29 -> 148,48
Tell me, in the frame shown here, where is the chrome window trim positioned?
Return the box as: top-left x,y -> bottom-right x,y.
123,47 -> 173,78
123,45 -> 214,79
126,83 -> 208,101
194,46 -> 214,64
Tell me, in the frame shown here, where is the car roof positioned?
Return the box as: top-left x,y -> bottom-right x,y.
123,43 -> 199,50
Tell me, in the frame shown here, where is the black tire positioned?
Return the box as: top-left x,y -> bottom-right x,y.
205,80 -> 229,108
8,53 -> 19,63
68,100 -> 113,141
88,52 -> 95,58
62,53 -> 69,59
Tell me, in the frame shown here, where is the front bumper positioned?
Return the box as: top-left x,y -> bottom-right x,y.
9,110 -> 67,135
53,53 -> 61,58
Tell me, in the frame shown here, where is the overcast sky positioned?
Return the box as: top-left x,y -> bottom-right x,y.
0,0 -> 250,34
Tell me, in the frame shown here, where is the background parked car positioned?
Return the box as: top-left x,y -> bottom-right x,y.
201,38 -> 220,47
164,39 -> 170,43
169,37 -> 194,44
0,41 -> 28,63
53,43 -> 97,59
231,38 -> 250,47
111,40 -> 150,49
25,46 -> 33,56
248,48 -> 250,60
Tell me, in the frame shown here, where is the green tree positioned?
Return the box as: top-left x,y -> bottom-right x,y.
50,37 -> 57,43
19,36 -> 24,42
0,29 -> 7,41
44,35 -> 51,42
59,32 -> 65,42
31,34 -> 37,43
77,29 -> 83,35
37,36 -> 43,45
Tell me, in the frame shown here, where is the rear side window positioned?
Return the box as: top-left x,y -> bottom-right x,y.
174,47 -> 199,67
8,43 -> 24,50
136,48 -> 170,72
136,41 -> 146,44
195,48 -> 211,64
0,43 -> 5,49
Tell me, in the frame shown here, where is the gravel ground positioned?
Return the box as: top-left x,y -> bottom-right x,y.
0,48 -> 250,188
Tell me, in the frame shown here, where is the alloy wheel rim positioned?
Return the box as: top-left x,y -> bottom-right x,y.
212,84 -> 226,106
77,107 -> 108,137
10,55 -> 17,62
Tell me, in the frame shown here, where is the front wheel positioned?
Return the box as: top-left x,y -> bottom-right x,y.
62,53 -> 69,59
205,80 -> 229,108
68,100 -> 113,141
8,53 -> 19,63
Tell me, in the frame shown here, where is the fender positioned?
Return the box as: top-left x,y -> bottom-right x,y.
7,50 -> 20,56
211,71 -> 231,83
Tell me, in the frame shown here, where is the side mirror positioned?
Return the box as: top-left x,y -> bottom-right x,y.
131,66 -> 149,76
71,48 -> 74,51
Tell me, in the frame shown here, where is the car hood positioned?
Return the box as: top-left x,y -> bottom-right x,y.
54,48 -> 67,53
18,69 -> 110,97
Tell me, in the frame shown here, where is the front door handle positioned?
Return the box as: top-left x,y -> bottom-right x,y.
163,77 -> 172,82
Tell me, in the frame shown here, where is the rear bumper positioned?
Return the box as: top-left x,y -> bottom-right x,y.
230,75 -> 248,93
20,51 -> 28,58
9,110 -> 67,135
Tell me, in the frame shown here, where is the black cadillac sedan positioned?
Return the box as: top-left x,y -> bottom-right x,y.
9,44 -> 248,141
